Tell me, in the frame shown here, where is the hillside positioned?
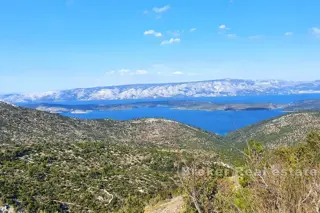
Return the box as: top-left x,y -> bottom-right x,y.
1,137 -> 216,212
224,112 -> 320,148
2,101 -> 320,153
283,99 -> 320,111
0,102 -> 220,149
2,101 -> 320,151
0,102 -> 220,212
1,79 -> 320,102
1,102 -> 320,212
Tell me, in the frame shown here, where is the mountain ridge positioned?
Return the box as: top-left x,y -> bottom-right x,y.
1,79 -> 320,103
0,101 -> 221,150
1,101 -> 319,149
224,111 -> 320,148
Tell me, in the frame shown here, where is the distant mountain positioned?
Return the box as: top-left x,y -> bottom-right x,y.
1,79 -> 320,103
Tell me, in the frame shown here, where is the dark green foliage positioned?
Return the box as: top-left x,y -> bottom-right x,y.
0,142 -> 184,212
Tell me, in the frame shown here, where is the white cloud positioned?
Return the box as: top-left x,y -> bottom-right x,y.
144,30 -> 162,37
248,35 -> 263,40
161,38 -> 181,45
144,30 -> 154,35
190,28 -> 196,32
135,70 -> 148,75
284,32 -> 293,36
227,34 -> 237,38
219,25 -> 230,30
153,5 -> 170,13
119,69 -> 130,76
311,27 -> 320,38
143,10 -> 148,14
172,71 -> 184,75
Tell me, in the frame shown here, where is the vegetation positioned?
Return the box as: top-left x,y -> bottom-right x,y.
283,99 -> 320,112
0,141 -> 189,212
179,132 -> 320,213
224,111 -> 320,147
1,102 -> 320,212
0,102 -> 220,149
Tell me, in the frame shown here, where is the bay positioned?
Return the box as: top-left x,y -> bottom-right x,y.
20,94 -> 319,135
62,108 -> 285,135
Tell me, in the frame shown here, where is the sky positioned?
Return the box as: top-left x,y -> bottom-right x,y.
0,0 -> 320,93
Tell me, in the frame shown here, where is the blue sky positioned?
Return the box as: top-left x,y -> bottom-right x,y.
0,0 -> 320,93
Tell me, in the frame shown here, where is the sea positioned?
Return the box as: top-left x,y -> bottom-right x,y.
22,94 -> 320,135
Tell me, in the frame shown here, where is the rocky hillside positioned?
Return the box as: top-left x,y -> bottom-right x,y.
2,101 -> 319,150
0,102 -> 220,149
283,99 -> 320,111
0,135 -> 213,212
224,112 -> 320,148
1,102 -> 320,212
0,102 -> 220,212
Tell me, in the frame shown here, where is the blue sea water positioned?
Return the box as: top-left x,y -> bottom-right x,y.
62,108 -> 285,135
22,94 -> 320,135
39,93 -> 320,105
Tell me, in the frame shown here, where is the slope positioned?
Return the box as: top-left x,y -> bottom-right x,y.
224,111 -> 320,148
0,102 -> 220,212
0,102 -> 220,149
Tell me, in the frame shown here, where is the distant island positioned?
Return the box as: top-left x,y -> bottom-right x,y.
23,99 -> 320,114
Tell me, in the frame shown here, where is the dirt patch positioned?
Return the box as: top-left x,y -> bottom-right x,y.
144,196 -> 185,213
